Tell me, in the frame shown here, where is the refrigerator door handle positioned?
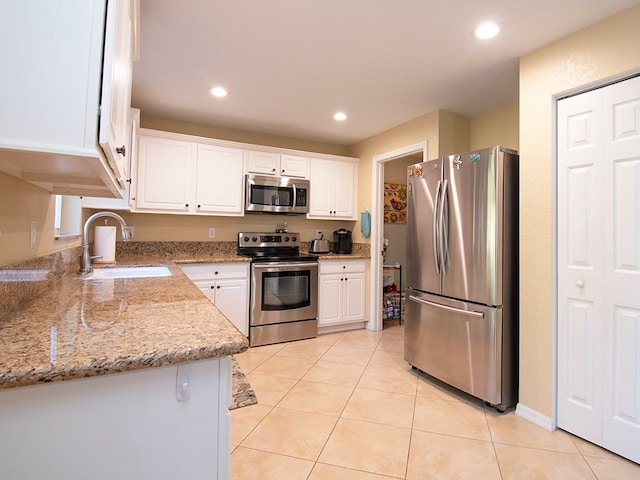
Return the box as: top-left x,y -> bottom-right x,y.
408,294 -> 485,318
433,180 -> 442,274
438,179 -> 449,273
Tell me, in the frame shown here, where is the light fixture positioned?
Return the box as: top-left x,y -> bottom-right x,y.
210,86 -> 228,98
333,112 -> 347,121
475,22 -> 500,39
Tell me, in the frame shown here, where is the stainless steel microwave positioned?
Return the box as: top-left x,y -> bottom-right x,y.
245,174 -> 310,214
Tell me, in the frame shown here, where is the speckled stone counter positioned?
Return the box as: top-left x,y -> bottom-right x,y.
0,255 -> 249,390
0,239 -> 370,390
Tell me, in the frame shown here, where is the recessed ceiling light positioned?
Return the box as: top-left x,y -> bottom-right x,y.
333,112 -> 347,121
475,22 -> 500,39
210,86 -> 228,97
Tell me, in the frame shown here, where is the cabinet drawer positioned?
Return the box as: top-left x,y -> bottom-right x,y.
179,262 -> 248,281
319,259 -> 365,275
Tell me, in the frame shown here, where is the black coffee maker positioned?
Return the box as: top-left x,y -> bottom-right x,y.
333,228 -> 353,254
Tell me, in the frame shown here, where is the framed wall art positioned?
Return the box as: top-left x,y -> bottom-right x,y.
383,183 -> 407,223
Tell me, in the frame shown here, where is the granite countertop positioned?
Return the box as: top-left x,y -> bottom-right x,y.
0,241 -> 370,390
0,257 -> 250,390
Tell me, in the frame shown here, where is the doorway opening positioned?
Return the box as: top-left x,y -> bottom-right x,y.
369,142 -> 427,331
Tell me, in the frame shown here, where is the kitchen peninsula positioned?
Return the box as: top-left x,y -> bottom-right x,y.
0,252 -> 249,480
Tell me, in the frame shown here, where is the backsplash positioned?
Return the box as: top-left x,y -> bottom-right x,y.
116,241 -> 237,258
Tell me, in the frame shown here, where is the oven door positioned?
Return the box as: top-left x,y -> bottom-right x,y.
250,261 -> 318,326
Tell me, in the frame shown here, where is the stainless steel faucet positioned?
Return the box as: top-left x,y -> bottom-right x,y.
80,211 -> 130,274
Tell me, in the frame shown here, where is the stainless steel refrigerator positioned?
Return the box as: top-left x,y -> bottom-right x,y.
404,145 -> 519,411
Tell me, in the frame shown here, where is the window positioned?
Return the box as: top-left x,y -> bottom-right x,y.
53,195 -> 81,238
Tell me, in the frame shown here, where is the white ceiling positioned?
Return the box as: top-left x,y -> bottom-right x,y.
132,0 -> 639,146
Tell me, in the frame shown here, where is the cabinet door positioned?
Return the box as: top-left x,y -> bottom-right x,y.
247,151 -> 279,175
196,144 -> 244,215
98,0 -> 134,186
308,158 -> 356,219
280,154 -> 309,178
215,279 -> 248,336
343,273 -> 365,323
135,136 -> 195,212
333,161 -> 355,218
308,159 -> 335,217
318,275 -> 343,326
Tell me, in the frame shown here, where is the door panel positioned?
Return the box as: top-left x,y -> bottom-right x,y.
196,144 -> 244,214
442,147 -> 502,305
601,76 -> 640,463
557,87 -> 604,444
558,75 -> 640,463
406,159 -> 441,294
404,289 -> 504,406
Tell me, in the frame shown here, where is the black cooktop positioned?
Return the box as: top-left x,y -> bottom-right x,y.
237,231 -> 318,262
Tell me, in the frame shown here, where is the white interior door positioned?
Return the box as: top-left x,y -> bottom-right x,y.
557,75 -> 640,463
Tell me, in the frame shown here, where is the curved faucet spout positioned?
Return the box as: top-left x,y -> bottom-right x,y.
80,211 -> 130,274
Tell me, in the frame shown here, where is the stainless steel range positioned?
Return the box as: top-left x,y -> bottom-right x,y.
238,232 -> 318,347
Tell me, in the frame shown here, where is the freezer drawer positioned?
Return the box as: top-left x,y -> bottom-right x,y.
404,289 -> 517,410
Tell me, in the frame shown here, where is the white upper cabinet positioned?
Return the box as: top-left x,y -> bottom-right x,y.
135,136 -> 195,213
134,131 -> 244,216
0,0 -> 138,198
247,151 -> 309,178
98,0 -> 135,187
196,144 -> 245,214
280,154 -> 310,178
82,109 -> 140,210
308,158 -> 358,219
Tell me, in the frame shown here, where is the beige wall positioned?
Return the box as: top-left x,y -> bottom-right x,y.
0,171 -> 79,267
438,110 -> 470,157
141,114 -> 351,157
519,4 -> 640,417
470,102 -> 519,152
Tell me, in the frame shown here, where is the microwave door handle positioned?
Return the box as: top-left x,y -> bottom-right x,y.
292,183 -> 297,208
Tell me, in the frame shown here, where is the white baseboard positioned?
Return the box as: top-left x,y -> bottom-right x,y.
515,403 -> 556,431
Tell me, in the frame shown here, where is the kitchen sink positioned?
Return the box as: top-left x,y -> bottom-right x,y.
84,266 -> 172,280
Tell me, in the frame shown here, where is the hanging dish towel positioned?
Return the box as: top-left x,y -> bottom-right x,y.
360,210 -> 371,238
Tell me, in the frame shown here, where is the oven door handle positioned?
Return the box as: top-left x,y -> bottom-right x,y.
253,261 -> 318,269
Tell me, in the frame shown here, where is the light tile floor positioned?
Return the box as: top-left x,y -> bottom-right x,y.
231,324 -> 640,479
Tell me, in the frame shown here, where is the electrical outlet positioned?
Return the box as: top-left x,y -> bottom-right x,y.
208,227 -> 216,239
125,226 -> 134,239
30,221 -> 36,249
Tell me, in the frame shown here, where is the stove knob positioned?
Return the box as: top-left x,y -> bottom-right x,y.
252,236 -> 258,242
243,236 -> 249,242
291,236 -> 297,242
284,236 -> 290,242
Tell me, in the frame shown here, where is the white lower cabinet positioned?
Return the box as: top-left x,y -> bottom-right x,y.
0,357 -> 231,480
318,259 -> 365,328
180,263 -> 249,336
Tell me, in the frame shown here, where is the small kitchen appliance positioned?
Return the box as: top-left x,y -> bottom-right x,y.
245,174 -> 310,214
333,228 -> 352,254
309,232 -> 330,253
